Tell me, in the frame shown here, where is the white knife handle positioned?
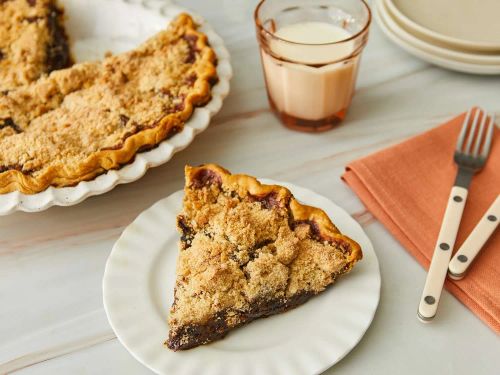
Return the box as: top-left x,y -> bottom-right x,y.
448,195 -> 500,280
418,186 -> 468,322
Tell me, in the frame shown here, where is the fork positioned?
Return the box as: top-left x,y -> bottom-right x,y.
417,108 -> 495,323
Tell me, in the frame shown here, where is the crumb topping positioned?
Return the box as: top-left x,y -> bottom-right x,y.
0,13 -> 217,192
0,0 -> 71,91
169,174 -> 351,328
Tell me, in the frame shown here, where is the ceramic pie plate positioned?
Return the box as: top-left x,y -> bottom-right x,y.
375,0 -> 500,75
0,0 -> 232,215
103,180 -> 381,375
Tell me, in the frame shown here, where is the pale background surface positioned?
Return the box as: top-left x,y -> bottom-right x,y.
1,0 -> 499,374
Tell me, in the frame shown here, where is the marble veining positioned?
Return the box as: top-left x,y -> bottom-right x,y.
1,1 -> 499,374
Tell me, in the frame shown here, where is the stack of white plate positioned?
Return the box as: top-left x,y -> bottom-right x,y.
375,0 -> 500,75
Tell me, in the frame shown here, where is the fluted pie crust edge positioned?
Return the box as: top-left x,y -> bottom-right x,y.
185,164 -> 363,268
0,14 -> 217,194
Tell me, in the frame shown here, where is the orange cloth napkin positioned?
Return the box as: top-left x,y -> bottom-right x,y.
342,112 -> 499,332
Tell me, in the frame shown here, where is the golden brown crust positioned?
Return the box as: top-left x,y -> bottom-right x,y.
185,163 -> 362,266
0,14 -> 217,194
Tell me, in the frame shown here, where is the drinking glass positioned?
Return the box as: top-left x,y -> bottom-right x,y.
254,0 -> 371,132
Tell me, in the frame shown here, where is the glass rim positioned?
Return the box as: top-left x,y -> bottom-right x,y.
254,0 -> 372,47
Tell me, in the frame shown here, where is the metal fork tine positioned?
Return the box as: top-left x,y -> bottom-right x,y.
456,108 -> 472,151
473,111 -> 488,157
481,114 -> 495,158
464,108 -> 481,154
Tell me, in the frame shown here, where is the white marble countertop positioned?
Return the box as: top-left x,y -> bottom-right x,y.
1,1 -> 499,374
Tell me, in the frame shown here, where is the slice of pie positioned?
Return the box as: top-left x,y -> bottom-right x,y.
166,164 -> 362,350
0,0 -> 72,92
0,13 -> 217,194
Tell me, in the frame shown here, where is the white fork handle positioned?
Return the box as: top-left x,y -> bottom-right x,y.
448,195 -> 500,280
418,186 -> 468,322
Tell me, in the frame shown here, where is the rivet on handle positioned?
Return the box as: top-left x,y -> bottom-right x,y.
439,243 -> 450,250
424,296 -> 435,305
487,215 -> 497,222
453,196 -> 463,202
457,255 -> 468,263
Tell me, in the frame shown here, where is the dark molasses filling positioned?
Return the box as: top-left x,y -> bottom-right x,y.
177,216 -> 194,247
44,4 -> 72,72
292,219 -> 322,240
166,291 -> 315,351
190,168 -> 222,188
0,117 -> 23,133
119,114 -> 130,127
0,163 -> 36,174
184,73 -> 197,87
182,34 -> 199,64
249,191 -> 282,209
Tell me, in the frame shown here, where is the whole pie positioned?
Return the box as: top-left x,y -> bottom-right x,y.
0,8 -> 217,194
167,164 -> 362,350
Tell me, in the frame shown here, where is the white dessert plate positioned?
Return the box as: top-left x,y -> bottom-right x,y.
381,0 -> 500,65
103,180 -> 381,375
0,0 -> 232,215
375,1 -> 500,75
386,0 -> 500,52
